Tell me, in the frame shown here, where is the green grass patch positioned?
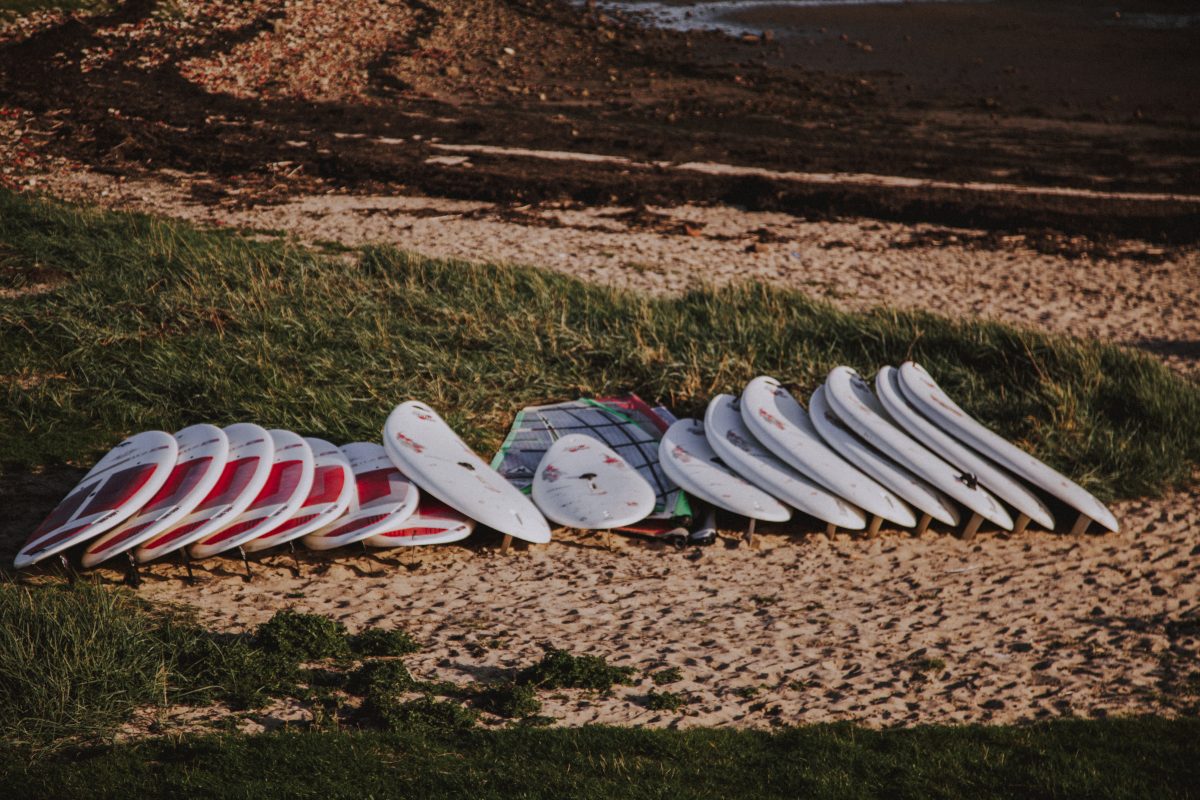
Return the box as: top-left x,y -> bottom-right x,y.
349,627 -> 421,657
2,718 -> 1198,799
1,190 -> 1198,500
650,666 -> 683,686
644,689 -> 689,711
519,648 -> 637,692
476,681 -> 543,719
254,609 -> 350,661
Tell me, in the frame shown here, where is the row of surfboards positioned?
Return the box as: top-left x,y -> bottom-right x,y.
15,362 -> 1118,570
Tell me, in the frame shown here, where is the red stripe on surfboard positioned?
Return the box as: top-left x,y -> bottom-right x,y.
261,512 -> 320,537
317,513 -> 387,540
78,463 -> 157,518
194,457 -> 260,512
356,468 -> 402,505
302,466 -> 345,507
26,478 -> 98,543
90,519 -> 155,554
246,460 -> 304,509
142,518 -> 207,550
134,457 -> 213,516
373,525 -> 458,540
200,517 -> 260,546
23,521 -> 93,557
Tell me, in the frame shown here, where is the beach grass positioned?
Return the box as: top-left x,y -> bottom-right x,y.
2,717 -> 1197,799
2,189 -> 1197,500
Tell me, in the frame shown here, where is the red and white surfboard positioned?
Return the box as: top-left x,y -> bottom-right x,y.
15,431 -> 178,569
242,438 -> 354,553
303,442 -> 418,551
81,424 -> 230,569
363,496 -> 476,548
134,423 -> 274,564
189,430 -> 315,559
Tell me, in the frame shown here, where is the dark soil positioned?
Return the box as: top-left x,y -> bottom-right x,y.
0,0 -> 1197,241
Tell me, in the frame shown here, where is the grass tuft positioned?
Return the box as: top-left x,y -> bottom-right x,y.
476,681 -> 543,719
349,627 -> 421,657
644,689 -> 689,711
254,610 -> 350,661
519,648 -> 637,692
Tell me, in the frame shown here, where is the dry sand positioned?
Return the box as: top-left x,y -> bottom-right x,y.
85,485 -> 1198,732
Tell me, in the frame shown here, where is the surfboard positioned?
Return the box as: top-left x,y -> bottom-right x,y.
188,430 -> 315,559
875,366 -> 1055,532
363,497 -> 476,548
896,360 -> 1118,533
658,419 -> 791,522
134,423 -> 274,564
383,401 -> 551,544
15,430 -> 178,569
824,367 -> 1014,531
531,434 -> 657,529
703,394 -> 866,529
242,437 -> 354,553
809,385 -> 959,527
740,376 -> 916,527
303,442 -> 419,551
81,424 -> 229,569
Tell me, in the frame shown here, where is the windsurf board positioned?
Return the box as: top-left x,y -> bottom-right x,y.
531,434 -> 656,529
896,361 -> 1118,533
363,497 -> 476,548
384,401 -> 550,543
16,430 -> 178,569
658,419 -> 791,522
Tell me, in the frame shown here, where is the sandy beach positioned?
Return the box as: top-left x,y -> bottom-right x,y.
2,0 -> 1199,741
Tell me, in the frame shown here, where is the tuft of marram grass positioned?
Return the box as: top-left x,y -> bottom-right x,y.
1,189 -> 1198,500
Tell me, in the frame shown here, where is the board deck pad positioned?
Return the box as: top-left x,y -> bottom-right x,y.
243,437 -> 354,553
810,385 -> 955,526
491,394 -> 690,522
385,401 -> 550,543
659,419 -> 791,522
532,434 -> 657,529
704,394 -> 866,529
81,424 -> 229,568
303,442 -> 419,550
897,361 -> 1118,532
134,423 -> 274,564
740,376 -> 914,527
825,366 -> 1013,530
189,430 -> 315,559
364,497 -> 476,548
16,430 -> 178,569
875,366 -> 1055,531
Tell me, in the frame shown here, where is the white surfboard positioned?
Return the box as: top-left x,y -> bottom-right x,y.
740,376 -> 916,527
876,366 -> 1055,531
242,437 -> 354,553
189,430 -> 315,559
658,419 -> 791,522
897,360 -> 1118,533
16,431 -> 178,569
825,367 -> 1014,530
810,385 -> 960,527
704,395 -> 865,529
135,423 -> 274,563
531,434 -> 656,530
81,424 -> 229,568
303,442 -> 419,551
383,401 -> 551,544
363,497 -> 476,548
